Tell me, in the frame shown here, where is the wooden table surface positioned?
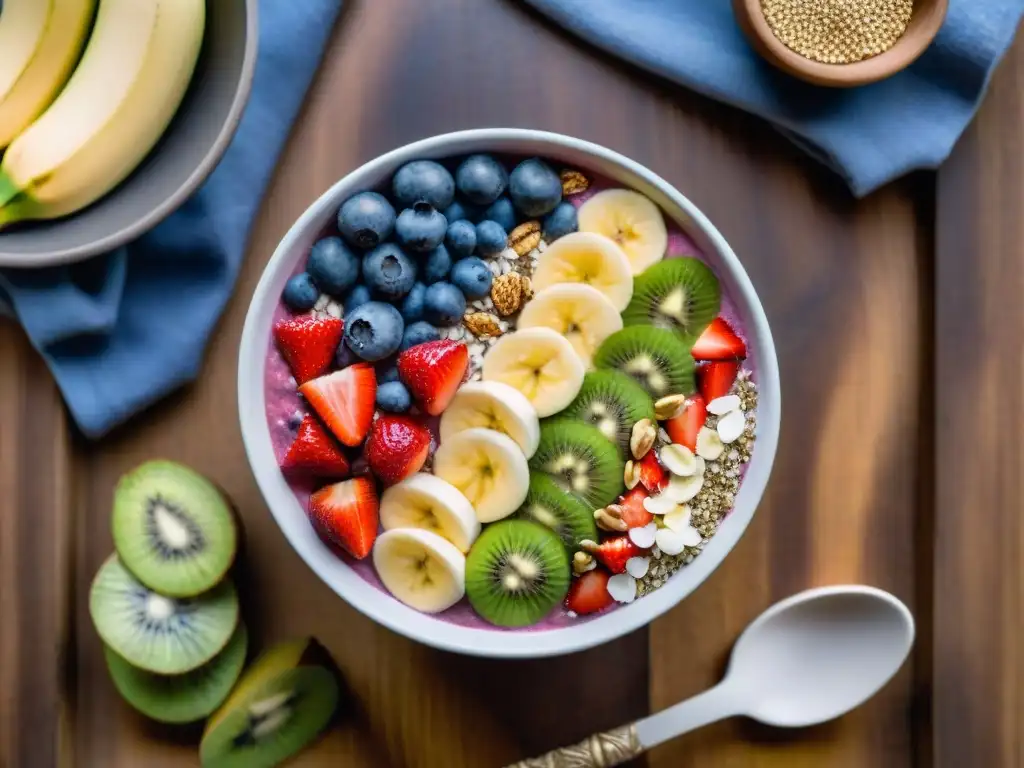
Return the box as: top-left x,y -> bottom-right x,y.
1,1 -> 1020,766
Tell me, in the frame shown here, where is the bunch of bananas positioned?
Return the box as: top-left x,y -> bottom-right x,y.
0,0 -> 206,229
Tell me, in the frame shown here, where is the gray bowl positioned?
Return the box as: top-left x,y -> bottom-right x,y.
0,0 -> 258,267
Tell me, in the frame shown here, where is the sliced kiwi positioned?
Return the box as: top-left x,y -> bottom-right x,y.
514,473 -> 599,550
592,326 -> 695,399
465,520 -> 570,627
562,369 -> 656,454
200,638 -> 341,768
112,460 -> 238,598
105,623 -> 248,724
89,555 -> 239,675
622,258 -> 720,338
529,420 -> 624,509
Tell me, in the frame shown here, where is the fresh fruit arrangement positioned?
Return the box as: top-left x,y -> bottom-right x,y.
265,154 -> 759,629
90,460 -> 341,768
0,0 -> 205,228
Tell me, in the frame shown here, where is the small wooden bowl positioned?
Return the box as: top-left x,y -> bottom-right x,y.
733,0 -> 948,88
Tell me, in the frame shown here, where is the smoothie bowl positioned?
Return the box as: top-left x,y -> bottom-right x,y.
238,129 -> 780,658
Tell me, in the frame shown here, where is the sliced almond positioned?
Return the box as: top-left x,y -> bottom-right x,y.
606,573 -> 637,603
662,505 -> 692,532
625,556 -> 650,579
664,473 -> 703,503
717,409 -> 745,444
628,522 -> 658,548
707,394 -> 741,415
654,528 -> 687,556
642,493 -> 679,515
659,443 -> 698,476
695,426 -> 724,460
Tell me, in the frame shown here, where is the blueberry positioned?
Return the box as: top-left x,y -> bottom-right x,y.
445,219 -> 477,259
401,320 -> 441,350
424,282 -> 467,326
444,200 -> 480,224
422,244 -> 452,284
392,160 -> 455,210
335,341 -> 359,368
450,257 -> 493,300
509,158 -> 562,217
307,237 -> 360,295
376,381 -> 412,413
337,191 -> 396,250
362,243 -> 417,300
455,154 -> 508,206
282,272 -> 319,311
395,203 -> 447,253
343,301 -> 404,361
481,197 -> 517,233
475,220 -> 507,256
378,363 -> 401,383
342,284 -> 372,316
542,201 -> 578,241
400,281 -> 427,323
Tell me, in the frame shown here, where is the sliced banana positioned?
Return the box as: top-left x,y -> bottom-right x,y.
379,473 -> 480,553
481,327 -> 584,418
517,284 -> 623,370
432,428 -> 530,523
577,189 -> 669,275
439,381 -> 541,459
531,231 -> 634,311
372,528 -> 466,613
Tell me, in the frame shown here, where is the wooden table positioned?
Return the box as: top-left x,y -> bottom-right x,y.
2,1 -> 1021,765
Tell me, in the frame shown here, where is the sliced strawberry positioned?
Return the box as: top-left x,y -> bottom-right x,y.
589,535 -> 644,574
565,568 -> 615,615
299,364 -> 376,447
618,486 -> 654,528
308,476 -> 379,559
274,314 -> 344,384
282,414 -> 351,478
636,450 -> 667,492
397,340 -> 468,416
691,317 -> 746,361
698,360 -> 740,404
364,415 -> 431,485
665,394 -> 707,452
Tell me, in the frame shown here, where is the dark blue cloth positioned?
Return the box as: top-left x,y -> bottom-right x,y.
0,0 -> 342,438
523,0 -> 1024,196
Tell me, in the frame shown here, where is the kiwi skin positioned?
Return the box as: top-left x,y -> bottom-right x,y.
465,520 -> 571,628
530,420 -> 625,510
592,326 -> 696,400
514,473 -> 599,550
622,257 -> 721,338
563,369 -> 655,455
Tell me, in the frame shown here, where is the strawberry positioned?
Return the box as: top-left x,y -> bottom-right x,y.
308,476 -> 379,559
691,317 -> 746,361
698,360 -> 740,404
618,486 -> 654,528
589,535 -> 644,574
397,340 -> 468,416
636,450 -> 667,492
274,314 -> 344,384
364,414 -> 431,485
665,394 -> 707,451
299,364 -> 377,447
282,414 -> 351,478
565,568 -> 615,615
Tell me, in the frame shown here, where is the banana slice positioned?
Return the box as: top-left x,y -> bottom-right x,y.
380,473 -> 481,552
481,327 -> 585,418
518,284 -> 623,370
439,381 -> 541,459
432,428 -> 530,523
373,528 -> 466,613
577,189 -> 669,274
532,231 -> 634,311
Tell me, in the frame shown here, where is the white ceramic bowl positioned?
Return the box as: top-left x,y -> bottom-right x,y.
238,129 -> 781,658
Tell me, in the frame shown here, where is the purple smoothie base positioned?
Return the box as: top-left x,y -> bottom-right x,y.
263,174 -> 757,632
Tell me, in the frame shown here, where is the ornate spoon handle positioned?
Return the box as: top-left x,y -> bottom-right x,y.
504,724 -> 643,768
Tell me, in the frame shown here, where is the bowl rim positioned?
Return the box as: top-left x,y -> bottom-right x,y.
237,128 -> 782,658
0,0 -> 260,267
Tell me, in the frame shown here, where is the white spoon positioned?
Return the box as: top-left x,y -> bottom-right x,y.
508,585 -> 915,767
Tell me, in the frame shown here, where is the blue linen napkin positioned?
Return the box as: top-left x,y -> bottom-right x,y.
0,0 -> 342,439
522,0 -> 1024,197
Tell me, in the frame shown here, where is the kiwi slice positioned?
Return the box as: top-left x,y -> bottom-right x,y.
622,258 -> 721,338
529,420 -> 624,509
465,520 -> 571,627
200,638 -> 341,768
105,623 -> 248,724
89,555 -> 239,675
112,460 -> 238,598
514,473 -> 599,550
592,326 -> 695,399
562,370 -> 656,454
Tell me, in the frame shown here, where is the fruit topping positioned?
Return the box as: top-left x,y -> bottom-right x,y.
400,281 -> 427,323
532,231 -> 634,311
529,420 -> 624,510
362,242 -> 417,300
622,257 -> 720,337
400,320 -> 440,351
481,327 -> 584,418
455,154 -> 508,206
365,414 -> 431,486
582,535 -> 643,574
482,196 -> 518,232
308,476 -> 379,559
517,284 -> 623,370
691,316 -> 747,360
376,380 -> 412,413
509,158 -> 562,217
373,528 -> 467,613
513,473 -> 598,550
282,273 -> 320,312
299,364 -> 376,447
423,281 -> 467,326
445,219 -> 478,259
542,200 -> 579,242
433,427 -> 530,523
697,359 -> 740,403
342,284 -> 372,315
342,301 -> 404,362
565,568 -> 614,615
273,314 -> 344,385
664,393 -> 707,452
392,160 -> 455,211
379,473 -> 480,552
593,326 -> 695,400
450,256 -> 493,299
307,236 -> 360,296
636,449 -> 668,491
475,219 -> 508,256
577,189 -> 669,275
440,380 -> 541,458
422,243 -> 453,283
560,370 -> 653,455
397,339 -> 468,416
395,202 -> 447,252
282,414 -> 351,478
617,486 -> 654,528
338,190 -> 396,250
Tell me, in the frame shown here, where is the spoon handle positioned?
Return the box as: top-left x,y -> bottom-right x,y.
503,724 -> 644,768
